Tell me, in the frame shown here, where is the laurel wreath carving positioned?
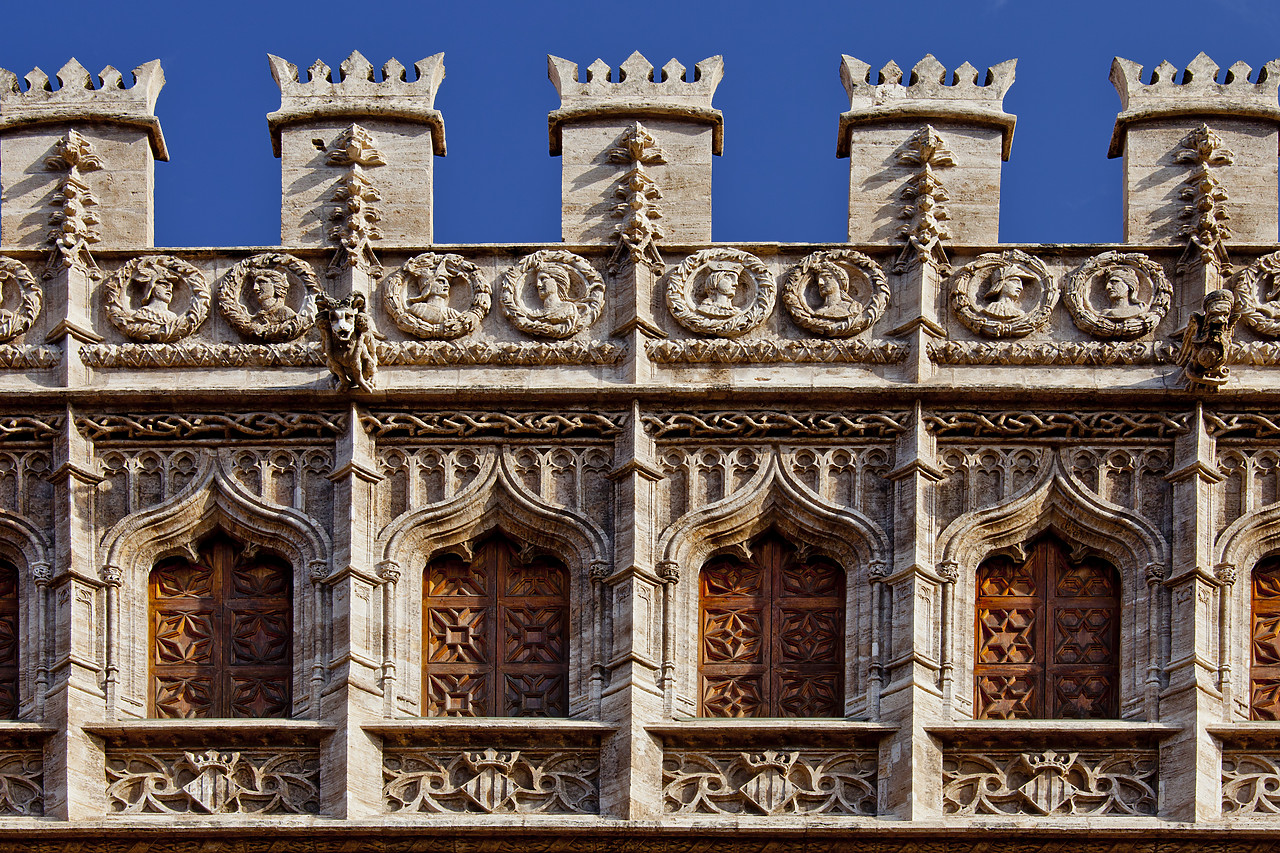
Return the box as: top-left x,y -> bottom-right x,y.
0,258 -> 43,344
103,255 -> 210,343
217,253 -> 322,342
383,253 -> 491,340
1234,250 -> 1280,338
499,250 -> 605,340
950,250 -> 1057,339
782,250 -> 888,338
1063,252 -> 1170,340
666,248 -> 776,338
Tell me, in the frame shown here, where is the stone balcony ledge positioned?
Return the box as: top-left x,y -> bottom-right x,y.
83,718 -> 335,747
928,719 -> 1182,747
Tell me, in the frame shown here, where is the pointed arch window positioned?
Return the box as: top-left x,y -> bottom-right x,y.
1250,556 -> 1280,719
149,532 -> 292,718
698,532 -> 845,717
974,533 -> 1120,719
0,560 -> 17,719
422,531 -> 569,717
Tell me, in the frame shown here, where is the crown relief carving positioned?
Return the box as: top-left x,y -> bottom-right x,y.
608,122 -> 667,274
325,124 -> 385,277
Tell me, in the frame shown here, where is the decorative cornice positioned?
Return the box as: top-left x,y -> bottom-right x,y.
646,338 -> 905,365
929,340 -> 1177,366
926,410 -> 1191,440
360,411 -> 625,440
641,410 -> 910,440
74,412 -> 347,442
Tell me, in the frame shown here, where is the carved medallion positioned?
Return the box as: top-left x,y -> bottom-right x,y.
951,250 -> 1057,339
667,248 -> 775,338
0,258 -> 42,344
383,253 -> 491,340
103,255 -> 210,343
782,250 -> 888,338
499,250 -> 604,340
1063,252 -> 1170,340
217,253 -> 322,343
1233,251 -> 1280,338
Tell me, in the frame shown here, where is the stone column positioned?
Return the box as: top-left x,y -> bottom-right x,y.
319,405 -> 385,817
839,56 -> 1015,381
42,410 -> 108,818
598,401 -> 665,818
268,50 -> 445,299
879,403 -> 946,818
0,59 -> 166,386
1160,405 -> 1226,821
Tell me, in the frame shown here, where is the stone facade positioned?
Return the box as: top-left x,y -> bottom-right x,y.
0,48 -> 1278,850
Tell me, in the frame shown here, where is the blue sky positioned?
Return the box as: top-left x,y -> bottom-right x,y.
2,0 -> 1279,248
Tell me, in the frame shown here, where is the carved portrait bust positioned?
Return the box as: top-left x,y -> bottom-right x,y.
217,253 -> 321,343
781,249 -> 889,338
499,250 -> 605,340
950,250 -> 1057,339
383,253 -> 491,341
667,248 -> 776,338
104,255 -> 209,343
1064,252 -> 1170,340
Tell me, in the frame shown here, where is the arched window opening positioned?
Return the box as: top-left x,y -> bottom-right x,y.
0,560 -> 17,719
422,531 -> 569,717
1250,556 -> 1280,720
149,532 -> 292,718
698,531 -> 845,717
974,533 -> 1120,719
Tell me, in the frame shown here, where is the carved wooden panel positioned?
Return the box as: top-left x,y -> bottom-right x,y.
975,535 -> 1119,719
1251,557 -> 1280,720
149,533 -> 291,718
0,561 -> 17,719
423,532 -> 568,717
699,533 -> 844,717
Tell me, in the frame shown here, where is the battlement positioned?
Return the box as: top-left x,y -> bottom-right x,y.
547,51 -> 724,155
267,51 -> 446,157
1109,52 -> 1280,156
0,58 -> 166,158
838,55 -> 1016,160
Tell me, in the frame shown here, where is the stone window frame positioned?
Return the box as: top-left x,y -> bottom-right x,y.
1216,501 -> 1280,721
0,511 -> 49,721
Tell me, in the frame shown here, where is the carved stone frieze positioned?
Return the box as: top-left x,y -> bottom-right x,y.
942,749 -> 1158,816
662,749 -> 877,815
106,748 -> 320,814
383,253 -> 491,340
377,339 -> 622,366
0,414 -> 63,441
383,748 -> 599,814
102,255 -> 209,343
0,257 -> 42,343
500,250 -> 605,339
74,411 -> 346,442
1207,412 -> 1280,440
1233,250 -> 1280,338
217,253 -> 322,342
1064,252 -> 1171,340
666,248 -> 775,338
782,250 -> 889,338
362,410 -> 624,439
43,129 -> 103,277
0,344 -> 60,370
1222,751 -> 1280,814
950,250 -> 1057,339
642,410 -> 910,439
0,752 -> 43,816
326,123 -> 385,276
646,337 -> 904,365
80,341 -> 323,368
1176,123 -> 1234,273
1177,288 -> 1238,391
608,121 -> 667,273
926,410 -> 1190,439
929,339 -> 1176,366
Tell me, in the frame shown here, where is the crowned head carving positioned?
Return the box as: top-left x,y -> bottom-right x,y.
384,252 -> 491,341
666,248 -> 776,338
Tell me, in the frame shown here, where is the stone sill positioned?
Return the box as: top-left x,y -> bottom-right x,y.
83,718 -> 335,747
927,719 -> 1181,747
366,718 -> 616,747
649,718 -> 897,747
1208,722 -> 1280,748
0,721 -> 55,746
